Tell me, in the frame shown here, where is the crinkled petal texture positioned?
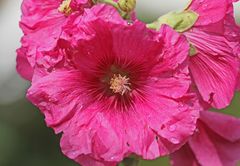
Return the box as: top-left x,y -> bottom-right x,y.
171,111 -> 240,166
19,0 -> 66,67
185,29 -> 239,109
16,0 -> 94,80
192,0 -> 240,56
185,0 -> 240,109
16,47 -> 33,81
188,0 -> 228,26
27,9 -> 199,165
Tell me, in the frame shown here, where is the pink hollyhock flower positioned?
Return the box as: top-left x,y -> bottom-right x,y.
170,111 -> 240,166
184,0 -> 240,109
27,8 -> 199,165
16,0 -> 93,80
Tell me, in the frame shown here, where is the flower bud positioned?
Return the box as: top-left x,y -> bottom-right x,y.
117,0 -> 136,13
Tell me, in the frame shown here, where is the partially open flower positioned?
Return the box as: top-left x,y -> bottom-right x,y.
27,7 -> 199,165
171,111 -> 240,166
184,0 -> 240,109
149,0 -> 240,109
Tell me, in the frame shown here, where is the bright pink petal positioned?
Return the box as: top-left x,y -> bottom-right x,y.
200,111 -> 240,142
171,112 -> 240,166
195,2 -> 240,57
60,93 -> 199,162
18,0 -> 94,71
189,119 -> 240,166
188,122 -> 224,166
186,29 -> 239,109
19,0 -> 66,68
60,106 -> 158,162
154,25 -> 189,73
170,144 -> 200,166
27,70 -> 88,133
16,47 -> 33,81
20,0 -> 63,33
62,4 -> 127,45
188,0 -> 228,26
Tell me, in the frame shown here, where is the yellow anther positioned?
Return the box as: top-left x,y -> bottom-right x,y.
58,0 -> 72,15
110,74 -> 131,95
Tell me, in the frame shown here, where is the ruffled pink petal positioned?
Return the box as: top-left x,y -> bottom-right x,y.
16,47 -> 33,81
223,5 -> 240,58
170,144 -> 200,166
62,4 -> 127,45
189,119 -> 240,166
19,0 -> 67,69
186,29 -> 239,109
153,25 -> 189,73
60,107 -> 158,162
20,0 -> 63,33
195,2 -> 240,57
20,17 -> 65,67
188,123 -> 224,166
188,0 -> 228,26
27,70 -> 88,133
60,93 -> 199,163
200,111 -> 240,142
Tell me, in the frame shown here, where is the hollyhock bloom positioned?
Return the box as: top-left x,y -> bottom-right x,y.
171,111 -> 240,166
183,0 -> 240,109
16,0 -> 93,80
27,9 -> 199,165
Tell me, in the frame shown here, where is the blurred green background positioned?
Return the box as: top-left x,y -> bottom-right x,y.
0,0 -> 239,165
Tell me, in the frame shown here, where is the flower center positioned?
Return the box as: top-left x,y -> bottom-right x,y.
58,0 -> 72,15
109,74 -> 131,95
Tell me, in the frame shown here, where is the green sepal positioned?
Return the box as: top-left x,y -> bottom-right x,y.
189,44 -> 198,56
147,10 -> 199,33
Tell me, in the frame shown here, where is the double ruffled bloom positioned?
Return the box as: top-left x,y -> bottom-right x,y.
171,111 -> 240,166
26,6 -> 200,165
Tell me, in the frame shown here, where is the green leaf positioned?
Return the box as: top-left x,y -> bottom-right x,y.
147,10 -> 198,33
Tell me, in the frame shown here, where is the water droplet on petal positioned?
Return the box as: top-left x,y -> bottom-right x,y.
170,137 -> 180,144
168,125 -> 177,132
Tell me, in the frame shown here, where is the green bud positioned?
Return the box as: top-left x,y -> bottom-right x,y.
117,0 -> 136,13
147,10 -> 199,33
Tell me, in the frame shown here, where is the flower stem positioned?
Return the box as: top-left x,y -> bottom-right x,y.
93,0 -> 131,19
